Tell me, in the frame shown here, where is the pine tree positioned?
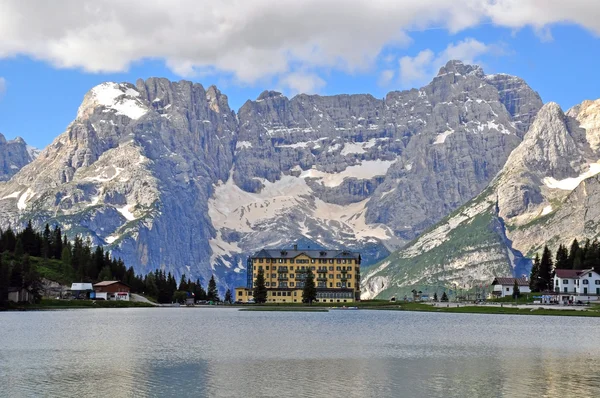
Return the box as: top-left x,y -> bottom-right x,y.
207,275 -> 219,302
441,292 -> 449,302
98,266 -> 112,281
538,245 -> 554,292
42,224 -> 51,258
529,253 -> 540,291
0,257 -> 9,305
433,292 -> 438,301
302,269 -> 317,304
573,248 -> 584,270
179,274 -> 188,291
14,237 -> 24,260
568,239 -> 580,269
555,244 -> 569,270
253,268 -> 267,304
194,278 -> 207,301
512,279 -> 520,299
51,226 -> 62,259
224,289 -> 232,303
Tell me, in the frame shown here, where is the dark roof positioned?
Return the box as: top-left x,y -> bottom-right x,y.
492,277 -> 529,286
93,280 -> 130,287
554,269 -> 597,278
252,249 -> 360,260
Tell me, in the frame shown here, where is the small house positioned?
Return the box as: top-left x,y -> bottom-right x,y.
93,281 -> 131,301
70,283 -> 94,299
553,269 -> 600,303
491,277 -> 531,298
7,287 -> 33,303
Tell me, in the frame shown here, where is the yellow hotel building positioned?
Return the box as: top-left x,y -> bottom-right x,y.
235,246 -> 361,304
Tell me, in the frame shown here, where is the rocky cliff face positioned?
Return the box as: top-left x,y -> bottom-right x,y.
362,99 -> 600,299
0,134 -> 38,181
0,61 -> 544,292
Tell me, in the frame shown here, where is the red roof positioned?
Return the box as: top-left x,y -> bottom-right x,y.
554,269 -> 594,278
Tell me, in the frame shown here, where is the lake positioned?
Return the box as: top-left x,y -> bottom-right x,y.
1,308 -> 599,397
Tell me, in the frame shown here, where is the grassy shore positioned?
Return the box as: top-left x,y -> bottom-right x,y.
3,299 -> 155,311
372,302 -> 600,317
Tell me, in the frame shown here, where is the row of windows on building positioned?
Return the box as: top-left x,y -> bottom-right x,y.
256,265 -> 354,272
316,291 -> 354,299
271,281 -> 352,288
557,287 -> 600,294
560,279 -> 600,285
255,258 -> 355,264
255,273 -> 353,279
266,298 -> 353,303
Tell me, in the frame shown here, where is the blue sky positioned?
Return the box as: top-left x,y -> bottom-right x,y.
1,1 -> 599,149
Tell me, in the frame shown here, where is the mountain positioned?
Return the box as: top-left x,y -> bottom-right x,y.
0,61 -> 543,291
0,134 -> 38,181
361,99 -> 600,299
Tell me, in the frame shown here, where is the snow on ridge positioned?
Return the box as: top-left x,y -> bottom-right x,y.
1,191 -> 21,200
236,141 -> 253,150
82,82 -> 148,120
340,138 -> 386,155
17,188 -> 35,211
26,145 -> 41,160
300,160 -> 396,188
117,205 -> 136,221
540,205 -> 553,216
433,129 -> 454,144
543,163 -> 600,191
208,170 -> 394,243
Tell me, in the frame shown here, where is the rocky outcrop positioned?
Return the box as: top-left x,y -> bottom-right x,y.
0,134 -> 37,181
362,98 -> 600,299
0,61 -> 544,293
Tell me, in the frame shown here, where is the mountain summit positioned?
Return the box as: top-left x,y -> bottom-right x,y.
0,62 -> 544,292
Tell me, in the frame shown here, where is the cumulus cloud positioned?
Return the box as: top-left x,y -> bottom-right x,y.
0,0 -> 599,92
378,69 -> 396,87
399,38 -> 493,86
278,72 -> 326,95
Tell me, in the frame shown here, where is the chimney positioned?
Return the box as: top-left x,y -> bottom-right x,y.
293,244 -> 298,251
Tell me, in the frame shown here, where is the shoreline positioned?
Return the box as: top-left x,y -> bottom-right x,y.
3,300 -> 600,317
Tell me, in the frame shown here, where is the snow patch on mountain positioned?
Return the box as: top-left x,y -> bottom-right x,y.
78,82 -> 147,120
434,129 -> 454,144
299,160 -> 396,187
543,163 -> 600,191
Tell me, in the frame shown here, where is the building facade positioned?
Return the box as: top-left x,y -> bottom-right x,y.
93,281 -> 131,301
553,269 -> 600,303
490,277 -> 531,298
235,246 -> 361,303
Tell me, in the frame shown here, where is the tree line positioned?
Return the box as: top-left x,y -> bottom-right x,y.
529,238 -> 600,292
0,222 -> 228,306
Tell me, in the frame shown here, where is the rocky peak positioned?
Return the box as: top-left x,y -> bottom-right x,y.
566,98 -> 600,152
437,60 -> 484,78
257,90 -> 285,101
0,133 -> 36,181
77,82 -> 147,121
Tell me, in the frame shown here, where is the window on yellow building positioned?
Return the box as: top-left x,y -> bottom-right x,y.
290,282 -> 294,287
348,266 -> 352,271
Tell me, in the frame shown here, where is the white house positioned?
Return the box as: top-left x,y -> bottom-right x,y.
553,269 -> 600,303
491,277 -> 531,298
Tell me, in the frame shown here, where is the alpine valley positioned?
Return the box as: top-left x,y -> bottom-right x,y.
5,59 -> 599,297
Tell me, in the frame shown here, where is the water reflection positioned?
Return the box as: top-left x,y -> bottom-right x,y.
1,309 -> 599,397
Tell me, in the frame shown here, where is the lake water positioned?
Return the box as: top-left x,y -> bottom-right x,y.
1,308 -> 599,397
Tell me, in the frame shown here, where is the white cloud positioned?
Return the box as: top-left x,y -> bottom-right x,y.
0,0 -> 599,91
399,50 -> 435,86
0,77 -> 5,98
378,69 -> 396,87
278,72 -> 326,95
399,38 -> 491,86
